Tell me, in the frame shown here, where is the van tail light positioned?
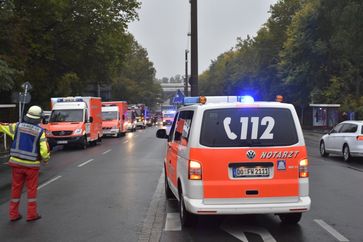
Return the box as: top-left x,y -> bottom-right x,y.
356,135 -> 363,141
189,160 -> 202,180
299,159 -> 309,178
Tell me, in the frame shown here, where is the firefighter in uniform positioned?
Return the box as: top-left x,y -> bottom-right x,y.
0,105 -> 50,221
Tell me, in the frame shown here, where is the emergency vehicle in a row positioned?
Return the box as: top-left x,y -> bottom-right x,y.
129,104 -> 148,129
156,96 -> 311,226
102,101 -> 128,137
45,97 -> 103,149
161,105 -> 177,125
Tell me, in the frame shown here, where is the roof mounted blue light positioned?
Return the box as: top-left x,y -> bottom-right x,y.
238,95 -> 254,104
183,97 -> 199,105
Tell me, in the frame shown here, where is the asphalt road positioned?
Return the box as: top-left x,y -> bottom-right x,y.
0,127 -> 166,242
0,128 -> 362,242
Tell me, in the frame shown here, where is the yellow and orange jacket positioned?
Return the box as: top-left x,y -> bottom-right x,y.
0,123 -> 50,168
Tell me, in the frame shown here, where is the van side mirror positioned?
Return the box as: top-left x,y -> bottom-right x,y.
89,117 -> 93,123
156,129 -> 168,139
42,119 -> 48,125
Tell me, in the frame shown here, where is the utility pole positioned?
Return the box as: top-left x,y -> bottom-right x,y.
190,0 -> 198,96
184,49 -> 189,96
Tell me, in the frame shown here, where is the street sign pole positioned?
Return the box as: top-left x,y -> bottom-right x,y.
21,85 -> 28,121
18,92 -> 22,122
19,82 -> 33,122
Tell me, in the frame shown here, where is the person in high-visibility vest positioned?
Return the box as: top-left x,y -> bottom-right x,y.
0,105 -> 50,222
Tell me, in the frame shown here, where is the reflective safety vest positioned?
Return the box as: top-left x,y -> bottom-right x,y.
10,123 -> 44,161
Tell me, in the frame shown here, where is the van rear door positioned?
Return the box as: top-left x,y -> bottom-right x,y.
192,107 -> 306,202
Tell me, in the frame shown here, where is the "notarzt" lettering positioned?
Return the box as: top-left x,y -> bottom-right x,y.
260,151 -> 299,159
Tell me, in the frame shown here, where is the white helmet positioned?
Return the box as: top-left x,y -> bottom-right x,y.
26,106 -> 43,119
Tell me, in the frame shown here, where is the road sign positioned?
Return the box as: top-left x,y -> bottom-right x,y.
11,92 -> 31,104
21,81 -> 32,91
172,89 -> 185,104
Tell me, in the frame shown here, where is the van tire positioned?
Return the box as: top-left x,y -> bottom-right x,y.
164,169 -> 174,199
179,188 -> 197,227
278,213 -> 302,224
343,144 -> 351,162
80,136 -> 87,150
320,141 -> 329,157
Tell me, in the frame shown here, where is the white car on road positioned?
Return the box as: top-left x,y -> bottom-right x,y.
320,120 -> 363,161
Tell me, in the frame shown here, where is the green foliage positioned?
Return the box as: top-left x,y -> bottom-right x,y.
0,0 -> 161,109
111,36 -> 161,108
199,0 -> 363,116
200,0 -> 302,101
0,59 -> 21,91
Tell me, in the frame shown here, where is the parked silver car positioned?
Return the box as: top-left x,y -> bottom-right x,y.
320,121 -> 363,161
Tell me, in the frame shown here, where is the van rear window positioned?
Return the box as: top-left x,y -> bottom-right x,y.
200,108 -> 298,147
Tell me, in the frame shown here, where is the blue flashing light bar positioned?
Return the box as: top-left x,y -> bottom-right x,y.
183,96 -> 255,105
238,95 -> 255,104
56,97 -> 84,102
183,97 -> 200,105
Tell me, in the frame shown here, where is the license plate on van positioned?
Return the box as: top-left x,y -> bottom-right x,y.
232,167 -> 270,178
57,140 -> 68,144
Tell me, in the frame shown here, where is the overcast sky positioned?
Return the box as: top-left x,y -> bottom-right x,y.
128,0 -> 278,79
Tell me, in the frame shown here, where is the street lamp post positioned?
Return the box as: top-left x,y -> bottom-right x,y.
184,49 -> 189,96
190,0 -> 198,96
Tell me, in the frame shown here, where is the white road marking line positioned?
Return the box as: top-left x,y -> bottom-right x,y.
38,176 -> 62,190
78,159 -> 94,168
102,149 -> 112,155
314,219 -> 349,242
123,140 -> 129,144
164,213 -> 181,231
221,223 -> 276,242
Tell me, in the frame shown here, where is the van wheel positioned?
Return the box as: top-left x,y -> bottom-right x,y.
80,136 -> 87,150
179,188 -> 197,227
164,170 -> 174,199
320,141 -> 329,157
278,213 -> 302,224
343,144 -> 351,162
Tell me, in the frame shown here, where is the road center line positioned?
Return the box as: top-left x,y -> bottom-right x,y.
38,176 -> 62,190
102,149 -> 112,155
314,219 -> 349,242
78,158 -> 94,168
123,140 -> 129,144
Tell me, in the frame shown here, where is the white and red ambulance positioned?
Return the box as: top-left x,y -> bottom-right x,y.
102,101 -> 128,137
156,96 -> 310,226
46,97 -> 103,149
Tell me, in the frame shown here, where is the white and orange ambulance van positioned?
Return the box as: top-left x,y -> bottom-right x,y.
156,96 -> 311,226
102,101 -> 128,137
46,97 -> 103,149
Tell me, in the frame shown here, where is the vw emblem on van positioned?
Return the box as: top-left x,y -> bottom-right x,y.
246,150 -> 256,160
